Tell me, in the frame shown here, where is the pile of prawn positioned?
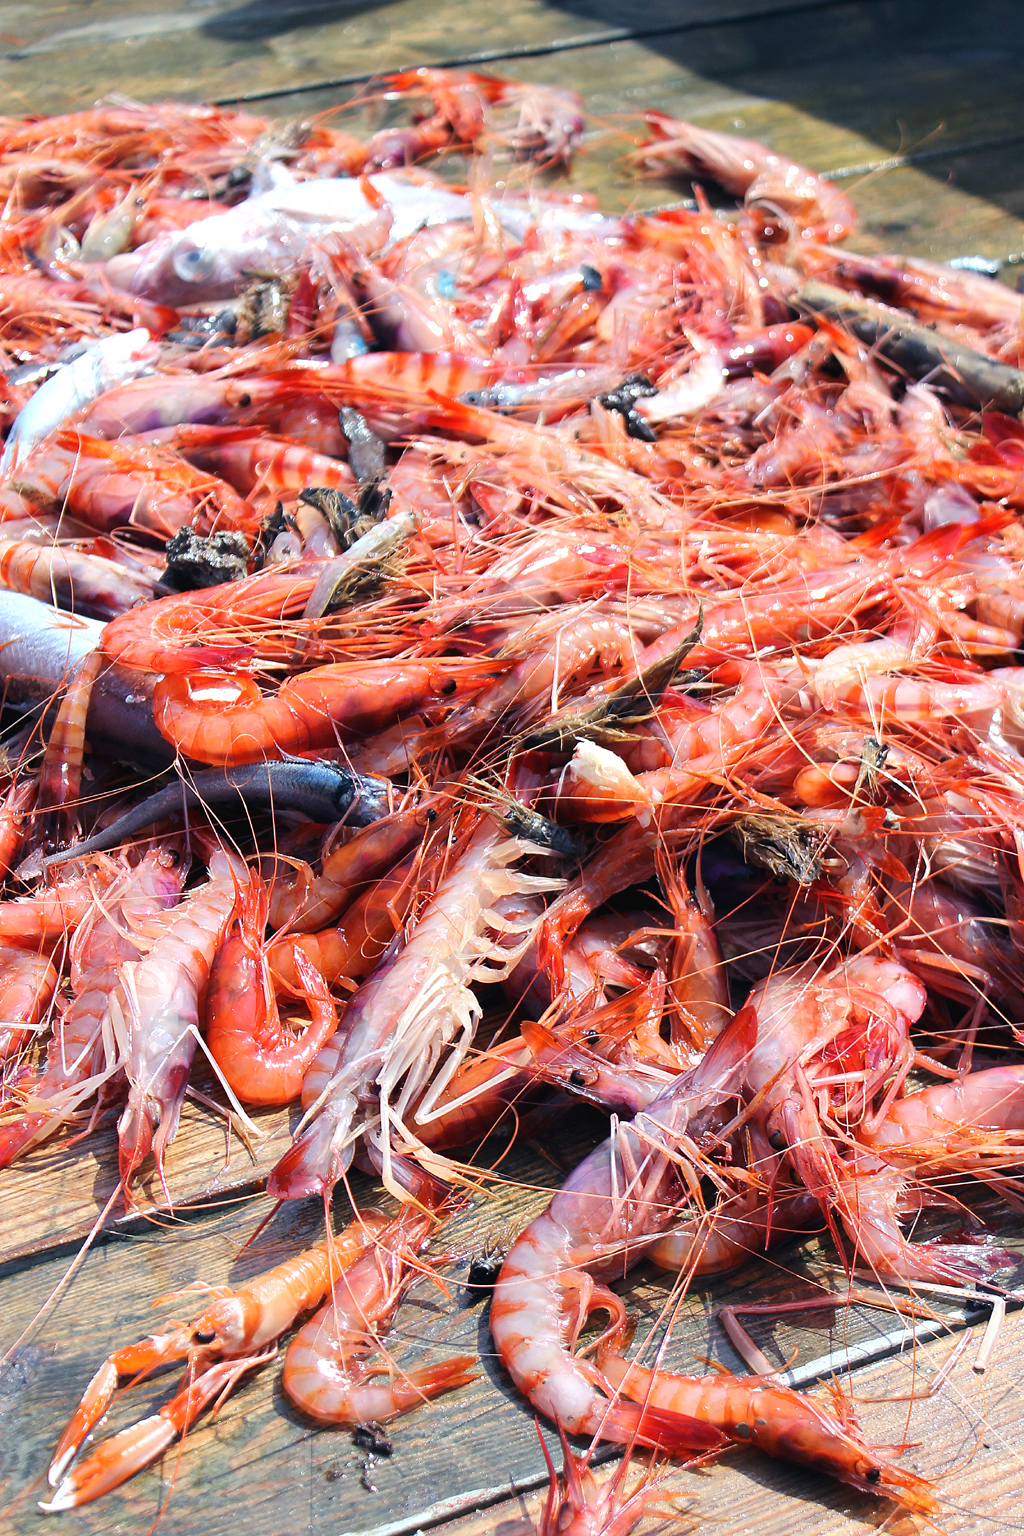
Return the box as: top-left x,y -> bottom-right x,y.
1,68 -> 1024,1529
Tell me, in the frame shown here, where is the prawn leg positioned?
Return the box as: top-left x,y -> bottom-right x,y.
42,1352 -> 273,1512
48,1328 -> 192,1487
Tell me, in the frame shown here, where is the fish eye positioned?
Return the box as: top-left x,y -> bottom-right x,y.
173,242 -> 216,284
193,1327 -> 217,1345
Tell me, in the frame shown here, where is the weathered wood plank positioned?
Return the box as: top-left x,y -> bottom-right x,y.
0,0 -> 844,117
1,1118 -> 1010,1536
1,7 -> 1023,1536
424,1313 -> 1024,1536
0,1071 -> 294,1268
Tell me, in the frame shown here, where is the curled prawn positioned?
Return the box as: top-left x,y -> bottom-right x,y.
99,564 -> 321,673
281,1205 -> 477,1423
206,873 -> 339,1106
490,1011 -> 754,1454
152,657 -> 501,766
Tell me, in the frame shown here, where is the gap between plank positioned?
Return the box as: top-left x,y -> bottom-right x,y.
333,1304 -> 983,1536
823,129 -> 1024,179
208,0 -> 883,106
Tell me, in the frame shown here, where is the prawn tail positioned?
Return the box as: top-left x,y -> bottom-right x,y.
387,1354 -> 480,1412
596,1398 -> 726,1456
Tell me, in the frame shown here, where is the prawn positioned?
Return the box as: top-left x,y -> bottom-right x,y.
0,845 -> 187,1167
858,1062 -> 1024,1173
0,868 -> 120,948
42,1209 -> 389,1509
741,953 -> 927,1193
15,428 -> 256,537
631,115 -> 856,244
152,657 -> 501,766
99,564 -> 321,673
205,873 -> 339,1106
534,1424 -> 679,1536
269,817 -> 561,1201
596,1341 -> 937,1513
166,424 -> 356,499
281,1205 -> 477,1422
118,844 -> 247,1194
267,838 -> 439,993
0,774 -> 37,880
489,1009 -> 754,1453
0,950 -> 58,1061
0,536 -> 162,620
35,652 -> 104,851
267,796 -> 434,932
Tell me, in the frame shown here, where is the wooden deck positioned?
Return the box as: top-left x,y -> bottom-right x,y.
2,1 -> 1024,1532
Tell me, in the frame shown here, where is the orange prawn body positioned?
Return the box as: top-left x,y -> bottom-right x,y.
206,874 -> 339,1106
153,659 -> 497,765
268,842 -> 430,992
99,565 -> 320,673
169,426 -> 356,499
597,1353 -> 938,1515
0,775 -> 36,879
281,1207 -> 477,1424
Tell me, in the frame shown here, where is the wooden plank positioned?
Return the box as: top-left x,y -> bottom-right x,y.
2,1119 -> 1011,1536
0,0 -> 844,117
0,1076 -> 293,1267
424,1313 -> 1024,1536
0,7 -> 1023,1536
0,0 -> 1017,265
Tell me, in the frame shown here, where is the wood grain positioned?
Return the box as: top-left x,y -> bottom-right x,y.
2,1116 -> 1013,1536
0,1073 -> 294,1268
425,1313 -> 1024,1536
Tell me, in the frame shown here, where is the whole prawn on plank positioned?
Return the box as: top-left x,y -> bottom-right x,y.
42,1204 -> 473,1509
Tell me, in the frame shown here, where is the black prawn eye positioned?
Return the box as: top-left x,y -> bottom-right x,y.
865,1467 -> 881,1485
569,1069 -> 588,1087
193,1328 -> 217,1345
440,678 -> 457,696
